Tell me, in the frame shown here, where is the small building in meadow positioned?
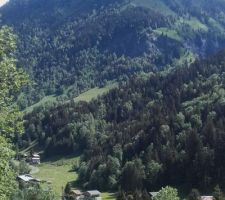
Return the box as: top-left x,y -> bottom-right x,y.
31,153 -> 41,164
201,196 -> 214,200
17,174 -> 40,186
17,174 -> 34,183
70,189 -> 82,196
70,189 -> 83,200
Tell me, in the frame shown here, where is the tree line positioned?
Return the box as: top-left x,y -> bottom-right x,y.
21,49 -> 225,198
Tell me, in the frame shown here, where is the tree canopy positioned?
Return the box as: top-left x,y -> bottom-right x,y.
153,186 -> 180,200
0,26 -> 28,199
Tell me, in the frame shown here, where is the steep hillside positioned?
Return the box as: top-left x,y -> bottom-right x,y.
1,0 -> 225,108
21,49 -> 225,195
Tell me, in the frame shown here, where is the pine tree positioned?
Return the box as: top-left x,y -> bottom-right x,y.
213,185 -> 225,200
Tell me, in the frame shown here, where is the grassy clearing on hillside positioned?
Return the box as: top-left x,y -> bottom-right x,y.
178,17 -> 208,32
33,156 -> 79,197
24,82 -> 118,113
24,95 -> 58,113
208,17 -> 225,33
131,0 -> 175,16
153,27 -> 183,42
74,82 -> 118,103
153,17 -> 209,43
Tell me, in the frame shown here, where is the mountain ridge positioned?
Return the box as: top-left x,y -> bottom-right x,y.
1,0 -> 225,109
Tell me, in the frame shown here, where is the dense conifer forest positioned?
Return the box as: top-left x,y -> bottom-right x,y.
2,0 -> 225,199
20,50 -> 225,196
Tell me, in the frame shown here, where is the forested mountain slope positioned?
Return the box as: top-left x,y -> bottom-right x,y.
1,0 -> 225,108
21,49 -> 225,194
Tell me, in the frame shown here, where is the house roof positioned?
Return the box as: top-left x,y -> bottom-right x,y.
71,190 -> 82,195
17,175 -> 34,182
17,174 -> 40,182
32,154 -> 40,158
85,190 -> 101,197
149,192 -> 159,197
201,196 -> 214,200
32,157 -> 40,160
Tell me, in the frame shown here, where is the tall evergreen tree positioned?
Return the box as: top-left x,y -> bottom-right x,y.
213,185 -> 225,200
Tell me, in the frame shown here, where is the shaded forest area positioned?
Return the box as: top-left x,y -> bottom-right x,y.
20,50 -> 225,195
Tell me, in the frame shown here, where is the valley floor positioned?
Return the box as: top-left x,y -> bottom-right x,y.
32,156 -> 78,198
32,156 -> 115,200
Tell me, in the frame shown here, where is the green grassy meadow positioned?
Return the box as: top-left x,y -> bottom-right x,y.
178,17 -> 208,32
24,82 -> 118,113
33,156 -> 115,199
33,157 -> 79,197
153,27 -> 183,42
131,0 -> 176,16
74,82 -> 118,103
24,95 -> 58,113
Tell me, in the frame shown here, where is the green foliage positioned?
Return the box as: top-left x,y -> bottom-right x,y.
18,160 -> 31,175
2,2 -> 166,106
4,0 -> 225,197
3,0 -> 225,108
153,186 -> 180,200
0,26 -> 28,199
121,159 -> 145,192
20,50 -> 225,194
88,155 -> 121,190
0,26 -> 28,136
145,160 -> 162,184
11,185 -> 55,200
213,185 -> 225,200
0,136 -> 16,199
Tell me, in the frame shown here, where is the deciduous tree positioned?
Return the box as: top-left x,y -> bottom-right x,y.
153,186 -> 180,200
0,26 -> 28,199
